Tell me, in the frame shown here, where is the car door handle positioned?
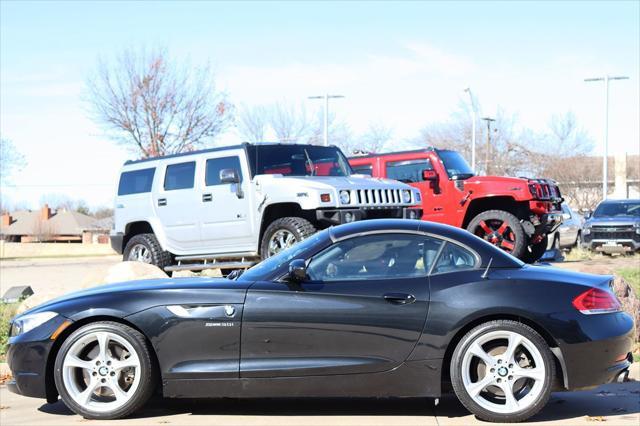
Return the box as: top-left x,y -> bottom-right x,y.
383,293 -> 416,305
157,198 -> 167,207
202,193 -> 213,202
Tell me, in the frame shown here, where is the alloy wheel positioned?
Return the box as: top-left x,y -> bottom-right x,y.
127,244 -> 151,263
461,330 -> 546,414
61,331 -> 141,413
474,220 -> 517,253
267,229 -> 297,256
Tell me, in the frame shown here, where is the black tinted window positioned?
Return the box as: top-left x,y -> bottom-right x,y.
352,164 -> 373,176
206,156 -> 243,186
307,234 -> 443,281
386,159 -> 432,183
432,242 -> 477,274
164,162 -> 195,190
118,168 -> 155,196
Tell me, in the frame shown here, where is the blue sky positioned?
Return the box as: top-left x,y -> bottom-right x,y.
1,1 -> 638,208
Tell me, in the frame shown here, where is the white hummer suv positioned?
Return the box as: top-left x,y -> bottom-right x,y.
110,143 -> 422,273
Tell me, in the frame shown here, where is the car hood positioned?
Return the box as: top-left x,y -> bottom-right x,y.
256,174 -> 412,191
19,277 -> 251,318
586,216 -> 640,227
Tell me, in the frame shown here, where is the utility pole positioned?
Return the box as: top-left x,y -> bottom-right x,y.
481,117 -> 496,175
584,75 -> 629,200
308,94 -> 344,146
464,88 -> 477,172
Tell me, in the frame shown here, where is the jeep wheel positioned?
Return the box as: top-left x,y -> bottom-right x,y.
123,233 -> 172,272
260,217 -> 317,259
467,210 -> 526,259
522,235 -> 549,264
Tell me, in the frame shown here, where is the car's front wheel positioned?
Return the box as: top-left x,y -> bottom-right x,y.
450,320 -> 554,423
260,217 -> 317,259
123,233 -> 172,273
54,322 -> 156,420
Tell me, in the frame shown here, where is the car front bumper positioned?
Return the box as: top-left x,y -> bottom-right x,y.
581,238 -> 640,253
6,315 -> 70,401
315,207 -> 423,225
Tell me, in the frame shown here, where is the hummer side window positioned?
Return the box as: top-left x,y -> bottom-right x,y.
205,156 -> 243,186
352,164 -> 373,176
164,161 -> 196,191
118,168 -> 155,196
386,159 -> 433,183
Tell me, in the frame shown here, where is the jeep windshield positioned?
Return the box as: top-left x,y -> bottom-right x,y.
436,149 -> 475,179
593,200 -> 640,218
247,145 -> 353,177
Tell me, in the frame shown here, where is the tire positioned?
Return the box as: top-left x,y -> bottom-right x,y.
123,233 -> 172,272
450,320 -> 555,423
54,321 -> 156,420
260,217 -> 317,259
575,231 -> 582,249
522,235 -> 549,264
467,210 -> 527,259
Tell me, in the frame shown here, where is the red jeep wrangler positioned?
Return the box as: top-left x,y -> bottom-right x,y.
349,148 -> 563,263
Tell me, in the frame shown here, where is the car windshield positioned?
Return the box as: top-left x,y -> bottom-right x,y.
593,200 -> 640,218
247,145 -> 353,177
436,150 -> 475,179
237,230 -> 329,282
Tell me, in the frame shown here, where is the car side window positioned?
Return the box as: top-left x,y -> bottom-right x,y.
206,156 -> 243,186
352,164 -> 373,176
164,161 -> 196,191
386,159 -> 433,183
306,234 -> 443,282
117,168 -> 155,196
431,242 -> 477,274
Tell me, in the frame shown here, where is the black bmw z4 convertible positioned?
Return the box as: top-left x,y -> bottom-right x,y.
7,219 -> 635,422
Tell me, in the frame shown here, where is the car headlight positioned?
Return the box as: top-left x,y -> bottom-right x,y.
402,189 -> 412,203
339,190 -> 350,205
634,223 -> 640,234
10,311 -> 58,337
583,223 -> 592,235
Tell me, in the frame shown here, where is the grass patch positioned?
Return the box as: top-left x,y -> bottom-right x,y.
563,248 -> 596,262
617,267 -> 640,298
0,302 -> 19,362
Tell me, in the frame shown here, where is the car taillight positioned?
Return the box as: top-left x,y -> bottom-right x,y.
572,288 -> 621,315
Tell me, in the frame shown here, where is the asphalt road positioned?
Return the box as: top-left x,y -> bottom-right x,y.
1,378 -> 639,426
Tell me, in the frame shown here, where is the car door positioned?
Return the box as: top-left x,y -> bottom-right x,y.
385,158 -> 441,222
240,233 -> 444,378
154,160 -> 201,251
199,152 -> 254,252
560,205 -> 579,247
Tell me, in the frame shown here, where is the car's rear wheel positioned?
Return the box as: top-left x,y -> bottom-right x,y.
123,233 -> 172,273
260,217 -> 317,259
450,320 -> 554,423
54,322 -> 155,420
467,210 -> 526,259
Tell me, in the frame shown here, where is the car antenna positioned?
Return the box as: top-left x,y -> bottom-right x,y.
481,258 -> 493,279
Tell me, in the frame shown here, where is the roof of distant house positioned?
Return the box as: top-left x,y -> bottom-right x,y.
0,207 -> 111,236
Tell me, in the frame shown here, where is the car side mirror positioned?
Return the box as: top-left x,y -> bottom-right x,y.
220,168 -> 240,184
422,170 -> 438,181
583,210 -> 592,219
288,259 -> 307,282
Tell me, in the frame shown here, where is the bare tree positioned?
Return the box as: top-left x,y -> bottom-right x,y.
269,102 -> 313,143
357,123 -> 393,154
0,138 -> 26,184
86,47 -> 232,158
237,104 -> 269,142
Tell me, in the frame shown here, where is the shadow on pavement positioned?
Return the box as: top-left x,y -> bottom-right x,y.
37,382 -> 640,422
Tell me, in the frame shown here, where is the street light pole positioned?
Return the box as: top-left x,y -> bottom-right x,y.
464,88 -> 477,172
308,94 -> 345,146
584,75 -> 629,200
481,117 -> 496,175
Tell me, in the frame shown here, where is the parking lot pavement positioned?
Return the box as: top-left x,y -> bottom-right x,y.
1,377 -> 638,426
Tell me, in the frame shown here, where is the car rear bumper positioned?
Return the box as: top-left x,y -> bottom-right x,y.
557,311 -> 635,390
315,207 -> 423,225
110,232 -> 124,254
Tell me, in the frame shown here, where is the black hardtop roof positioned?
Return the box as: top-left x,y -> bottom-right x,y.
123,142 -> 341,166
348,147 -> 459,160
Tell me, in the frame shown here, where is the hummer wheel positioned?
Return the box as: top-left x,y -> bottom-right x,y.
467,210 -> 526,259
260,217 -> 317,259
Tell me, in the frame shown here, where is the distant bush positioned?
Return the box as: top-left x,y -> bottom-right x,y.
0,302 -> 19,361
